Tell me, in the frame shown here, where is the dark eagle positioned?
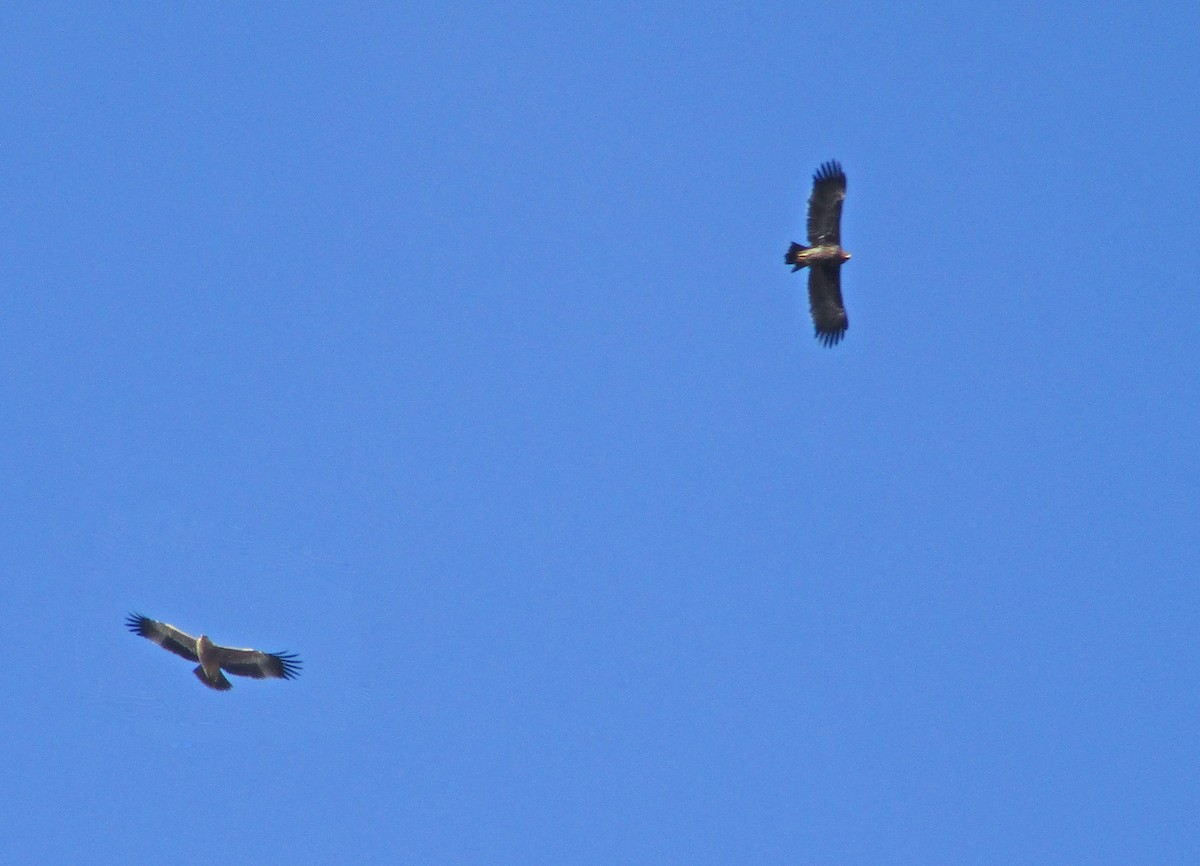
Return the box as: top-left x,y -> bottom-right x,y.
785,160 -> 851,346
126,613 -> 302,691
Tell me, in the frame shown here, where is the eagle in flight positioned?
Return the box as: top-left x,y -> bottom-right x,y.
126,613 -> 302,691
785,160 -> 851,346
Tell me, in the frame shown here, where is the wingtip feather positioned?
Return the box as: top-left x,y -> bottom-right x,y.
272,651 -> 303,680
813,160 -> 845,185
815,326 -> 847,347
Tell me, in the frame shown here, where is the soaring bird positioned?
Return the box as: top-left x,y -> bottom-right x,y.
126,613 -> 301,691
785,160 -> 851,346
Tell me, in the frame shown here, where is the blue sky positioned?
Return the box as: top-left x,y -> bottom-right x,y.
3,3 -> 1198,863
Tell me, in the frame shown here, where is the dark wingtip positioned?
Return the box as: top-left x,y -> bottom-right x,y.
815,327 -> 847,347
273,651 -> 303,680
813,160 -> 845,185
125,612 -> 149,635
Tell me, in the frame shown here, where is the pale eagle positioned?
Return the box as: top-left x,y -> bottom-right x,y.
126,613 -> 301,691
785,160 -> 851,346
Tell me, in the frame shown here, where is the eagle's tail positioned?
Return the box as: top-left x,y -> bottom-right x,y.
193,665 -> 233,691
785,242 -> 808,272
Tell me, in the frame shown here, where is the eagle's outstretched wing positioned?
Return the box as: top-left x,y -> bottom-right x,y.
808,263 -> 848,347
807,160 -> 846,246
212,646 -> 302,681
126,613 -> 200,662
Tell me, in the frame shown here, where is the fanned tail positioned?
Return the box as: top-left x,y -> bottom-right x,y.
193,665 -> 233,691
784,242 -> 808,272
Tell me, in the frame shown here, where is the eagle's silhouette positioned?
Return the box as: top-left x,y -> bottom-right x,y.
785,161 -> 851,346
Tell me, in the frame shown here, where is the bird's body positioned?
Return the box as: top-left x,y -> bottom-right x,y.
126,613 -> 301,691
786,243 -> 849,268
195,634 -> 230,690
785,160 -> 851,346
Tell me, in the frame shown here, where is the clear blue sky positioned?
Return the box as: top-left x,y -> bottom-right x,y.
3,3 -> 1198,863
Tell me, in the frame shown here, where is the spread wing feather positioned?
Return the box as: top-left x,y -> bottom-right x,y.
125,613 -> 200,662
807,160 -> 846,246
808,264 -> 848,347
213,646 -> 303,680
